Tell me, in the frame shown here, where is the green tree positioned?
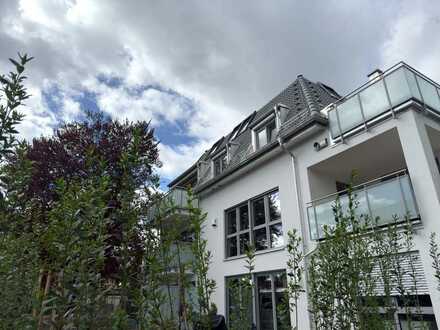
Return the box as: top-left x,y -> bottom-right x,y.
307,184 -> 426,330
228,245 -> 255,330
188,190 -> 216,329
0,53 -> 32,161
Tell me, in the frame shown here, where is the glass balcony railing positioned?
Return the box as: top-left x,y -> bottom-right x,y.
169,242 -> 194,271
147,187 -> 195,222
328,63 -> 440,140
307,171 -> 419,240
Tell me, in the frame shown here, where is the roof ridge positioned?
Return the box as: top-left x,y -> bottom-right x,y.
297,75 -> 319,114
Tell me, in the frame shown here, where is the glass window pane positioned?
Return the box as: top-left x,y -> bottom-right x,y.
227,237 -> 238,257
367,178 -> 406,225
268,191 -> 281,222
239,204 -> 249,230
214,158 -> 221,176
274,272 -> 290,329
221,154 -> 228,171
254,227 -> 268,251
270,223 -> 284,248
418,76 -> 440,111
328,108 -> 340,139
227,209 -> 237,234
257,275 -> 273,330
385,67 -> 412,107
337,95 -> 363,133
253,198 -> 266,226
276,291 -> 291,330
267,120 -> 277,143
257,127 -> 268,148
400,176 -> 418,219
274,272 -> 287,289
257,274 -> 272,290
239,233 -> 250,255
360,80 -> 389,120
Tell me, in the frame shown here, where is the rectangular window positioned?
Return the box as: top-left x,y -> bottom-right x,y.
226,270 -> 290,330
214,152 -> 228,177
225,189 -> 283,258
256,118 -> 277,150
253,190 -> 284,251
226,276 -> 253,328
226,203 -> 251,258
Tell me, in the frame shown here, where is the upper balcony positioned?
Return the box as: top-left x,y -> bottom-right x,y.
328,63 -> 440,141
147,187 -> 196,224
307,170 -> 419,240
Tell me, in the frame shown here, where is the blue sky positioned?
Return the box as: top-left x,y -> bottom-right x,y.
0,0 -> 439,190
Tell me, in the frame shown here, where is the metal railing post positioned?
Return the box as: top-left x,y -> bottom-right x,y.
357,93 -> 368,132
382,76 -> 396,118
414,74 -> 427,112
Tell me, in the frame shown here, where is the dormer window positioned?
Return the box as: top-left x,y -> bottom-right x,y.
255,118 -> 277,150
213,151 -> 227,177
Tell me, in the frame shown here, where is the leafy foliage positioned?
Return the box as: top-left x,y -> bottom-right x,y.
430,233 -> 440,290
307,184 -> 426,330
282,229 -> 303,330
0,53 -> 33,161
3,112 -> 161,279
228,245 -> 255,330
188,190 -> 217,329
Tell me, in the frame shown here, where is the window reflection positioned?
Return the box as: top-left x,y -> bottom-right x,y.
269,191 -> 281,222
253,198 -> 266,226
227,237 -> 237,257
270,223 -> 284,248
239,204 -> 249,230
254,227 -> 268,251
239,233 -> 250,255
227,209 -> 237,234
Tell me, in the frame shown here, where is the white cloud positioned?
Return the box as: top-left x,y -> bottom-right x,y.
61,97 -> 81,122
158,142 -> 211,179
1,0 -> 439,181
381,0 -> 440,82
16,87 -> 57,141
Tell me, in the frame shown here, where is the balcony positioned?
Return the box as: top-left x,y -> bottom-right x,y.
307,170 -> 419,240
147,187 -> 195,223
328,63 -> 440,140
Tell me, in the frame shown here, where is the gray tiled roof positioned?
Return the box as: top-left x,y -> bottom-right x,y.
170,75 -> 341,188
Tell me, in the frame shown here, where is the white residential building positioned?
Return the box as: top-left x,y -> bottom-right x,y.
168,62 -> 440,329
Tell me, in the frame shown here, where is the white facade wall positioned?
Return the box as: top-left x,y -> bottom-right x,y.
198,107 -> 440,329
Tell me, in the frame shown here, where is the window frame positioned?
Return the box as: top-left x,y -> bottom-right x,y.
225,269 -> 290,330
253,115 -> 278,151
225,188 -> 283,259
225,202 -> 251,258
252,190 -> 283,252
212,149 -> 228,177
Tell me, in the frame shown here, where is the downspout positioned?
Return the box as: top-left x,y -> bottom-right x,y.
275,104 -> 315,327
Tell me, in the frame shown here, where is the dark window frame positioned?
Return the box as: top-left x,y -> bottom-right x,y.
225,188 -> 283,258
252,190 -> 283,252
225,269 -> 290,330
225,202 -> 251,257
